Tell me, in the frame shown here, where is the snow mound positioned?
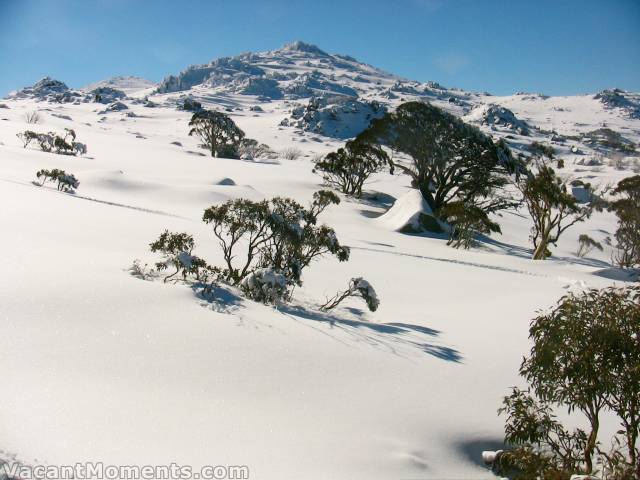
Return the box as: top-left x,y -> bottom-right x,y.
82,76 -> 156,95
377,190 -> 442,233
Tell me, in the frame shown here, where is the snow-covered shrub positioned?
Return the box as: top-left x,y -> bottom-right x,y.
280,147 -> 303,160
321,277 -> 380,312
240,268 -> 287,304
36,169 -> 79,192
203,190 -> 349,299
313,138 -> 389,197
16,130 -> 38,148
72,141 -> 87,156
149,230 -> 211,283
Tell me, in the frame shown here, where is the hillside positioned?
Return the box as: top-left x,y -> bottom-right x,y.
0,41 -> 638,480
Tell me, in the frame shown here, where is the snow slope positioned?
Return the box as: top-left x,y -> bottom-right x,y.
0,42 -> 638,480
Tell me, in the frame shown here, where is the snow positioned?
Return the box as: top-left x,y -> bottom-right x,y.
0,42 -> 638,480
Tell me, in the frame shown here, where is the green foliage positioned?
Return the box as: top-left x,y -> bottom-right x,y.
357,101 -> 518,216
439,201 -> 501,249
202,190 -> 349,300
35,169 -> 79,192
188,110 -> 245,158
576,234 -> 603,258
519,165 -> 592,260
149,230 -> 211,283
313,138 -> 389,197
504,286 -> 640,476
609,175 -> 640,268
529,141 -> 556,159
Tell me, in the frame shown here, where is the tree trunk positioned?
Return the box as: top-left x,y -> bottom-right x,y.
532,238 -> 548,260
584,415 -> 599,474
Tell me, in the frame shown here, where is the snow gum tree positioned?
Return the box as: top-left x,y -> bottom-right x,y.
609,175 -> 640,268
188,110 -> 245,158
519,165 -> 594,260
499,286 -> 640,477
202,190 -> 349,298
357,101 -> 519,216
149,230 -> 210,283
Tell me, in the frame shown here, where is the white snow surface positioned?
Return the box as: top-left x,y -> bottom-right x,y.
0,42 -> 639,480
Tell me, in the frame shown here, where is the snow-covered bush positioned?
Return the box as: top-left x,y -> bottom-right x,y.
321,277 -> 380,312
203,190 -> 349,301
19,128 -> 86,156
149,230 -> 211,283
313,138 -> 389,197
35,169 -> 79,192
240,268 -> 288,304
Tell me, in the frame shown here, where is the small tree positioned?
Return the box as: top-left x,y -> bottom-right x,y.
321,277 -> 380,312
149,230 -> 209,283
188,110 -> 245,158
609,175 -> 640,268
313,138 -> 389,197
576,234 -> 603,258
439,201 -> 501,249
519,165 -> 593,260
202,190 -> 349,301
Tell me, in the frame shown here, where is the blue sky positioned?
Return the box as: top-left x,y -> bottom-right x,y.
1,0 -> 638,97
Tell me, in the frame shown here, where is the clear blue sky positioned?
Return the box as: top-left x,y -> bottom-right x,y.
1,0 -> 639,97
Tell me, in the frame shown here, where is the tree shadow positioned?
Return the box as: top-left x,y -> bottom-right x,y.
279,304 -> 462,362
592,267 -> 639,282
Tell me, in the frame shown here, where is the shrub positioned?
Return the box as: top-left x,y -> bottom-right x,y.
439,201 -> 501,249
188,110 -> 245,157
576,234 -> 603,258
202,190 -> 349,301
16,130 -> 38,148
149,230 -> 210,283
280,147 -> 303,160
609,175 -> 640,268
35,169 -> 79,192
19,128 -> 86,156
321,277 -> 380,312
239,268 -> 288,304
24,110 -> 41,124
237,138 -> 274,160
528,141 -> 556,159
313,138 -> 389,197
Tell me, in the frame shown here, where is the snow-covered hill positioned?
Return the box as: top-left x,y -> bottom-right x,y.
0,41 -> 638,480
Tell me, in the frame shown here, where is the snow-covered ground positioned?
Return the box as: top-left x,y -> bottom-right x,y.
0,42 -> 638,480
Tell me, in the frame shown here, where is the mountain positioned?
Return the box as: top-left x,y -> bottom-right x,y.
82,76 -> 156,95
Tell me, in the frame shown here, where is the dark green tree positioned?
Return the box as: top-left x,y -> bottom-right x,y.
188,110 -> 245,158
357,101 -> 518,216
313,138 -> 389,197
609,175 -> 640,268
